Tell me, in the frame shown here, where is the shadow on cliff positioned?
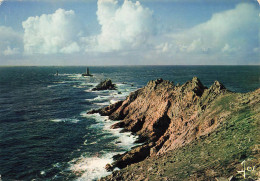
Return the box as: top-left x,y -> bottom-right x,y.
88,77 -> 260,181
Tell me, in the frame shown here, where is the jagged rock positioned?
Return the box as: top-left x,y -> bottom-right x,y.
92,79 -> 116,91
110,121 -> 125,129
91,77 -> 229,169
98,81 -> 260,181
105,164 -> 113,172
112,144 -> 151,169
87,100 -> 123,116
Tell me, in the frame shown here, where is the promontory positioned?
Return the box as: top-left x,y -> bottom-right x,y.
88,77 -> 260,180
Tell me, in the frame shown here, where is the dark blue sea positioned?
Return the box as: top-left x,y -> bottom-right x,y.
0,66 -> 259,181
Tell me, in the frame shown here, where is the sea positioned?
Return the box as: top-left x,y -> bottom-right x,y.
0,66 -> 259,181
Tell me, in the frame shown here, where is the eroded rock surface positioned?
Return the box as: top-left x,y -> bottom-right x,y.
88,77 -> 234,170
90,77 -> 260,181
92,79 -> 116,91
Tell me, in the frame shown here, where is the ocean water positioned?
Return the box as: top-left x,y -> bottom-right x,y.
0,66 -> 259,180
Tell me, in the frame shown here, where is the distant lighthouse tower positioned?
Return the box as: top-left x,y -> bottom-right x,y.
82,67 -> 93,77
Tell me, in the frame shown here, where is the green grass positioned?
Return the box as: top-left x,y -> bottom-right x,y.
118,94 -> 259,180
102,92 -> 259,181
211,93 -> 237,112
149,105 -> 259,180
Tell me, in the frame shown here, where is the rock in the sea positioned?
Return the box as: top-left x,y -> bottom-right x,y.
92,79 -> 116,91
105,164 -> 113,172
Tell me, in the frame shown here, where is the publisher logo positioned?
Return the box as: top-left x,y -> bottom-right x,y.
237,160 -> 256,179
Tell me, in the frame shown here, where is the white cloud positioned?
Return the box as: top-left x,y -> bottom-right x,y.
2,0 -> 258,65
60,42 -> 80,54
3,46 -> 20,55
6,0 -> 244,2
157,3 -> 260,58
0,0 -> 3,5
0,26 -> 22,56
85,0 -> 155,52
22,8 -> 82,54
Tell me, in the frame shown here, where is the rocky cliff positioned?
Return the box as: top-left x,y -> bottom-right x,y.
88,77 -> 260,180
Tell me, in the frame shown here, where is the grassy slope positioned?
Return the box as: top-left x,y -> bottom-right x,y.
102,91 -> 260,181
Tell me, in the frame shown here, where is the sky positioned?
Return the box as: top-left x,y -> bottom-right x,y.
0,0 -> 259,65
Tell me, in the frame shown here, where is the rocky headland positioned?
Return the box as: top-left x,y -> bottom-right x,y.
88,77 -> 260,180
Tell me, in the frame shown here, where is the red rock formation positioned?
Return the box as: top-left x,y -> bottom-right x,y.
88,77 -> 229,169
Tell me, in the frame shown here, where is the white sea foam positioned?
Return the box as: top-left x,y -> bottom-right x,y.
48,81 -> 67,88
85,95 -> 112,105
111,129 -> 139,149
50,118 -> 80,123
83,140 -> 88,146
80,111 -> 88,117
95,102 -> 110,106
94,95 -> 111,101
47,85 -> 58,88
102,119 -> 139,150
68,74 -> 82,78
69,153 -> 116,181
74,82 -> 96,88
71,113 -> 139,180
73,85 -> 86,89
56,73 -> 70,76
54,81 -> 66,84
82,82 -> 97,86
110,99 -> 119,104
82,113 -> 139,149
84,89 -> 92,92
69,83 -> 139,180
82,113 -> 109,123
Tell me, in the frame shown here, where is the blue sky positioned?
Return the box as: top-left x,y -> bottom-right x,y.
0,0 -> 259,65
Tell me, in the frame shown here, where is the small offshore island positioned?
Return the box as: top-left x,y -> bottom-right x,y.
88,77 -> 260,181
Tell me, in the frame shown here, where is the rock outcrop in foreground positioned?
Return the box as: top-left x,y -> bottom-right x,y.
88,77 -> 260,180
92,79 -> 116,91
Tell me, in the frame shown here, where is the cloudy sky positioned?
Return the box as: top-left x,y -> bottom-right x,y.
0,0 -> 259,65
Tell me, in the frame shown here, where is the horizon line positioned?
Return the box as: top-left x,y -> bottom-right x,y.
0,64 -> 259,67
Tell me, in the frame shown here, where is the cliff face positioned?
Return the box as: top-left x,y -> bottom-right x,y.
89,77 -> 238,169
100,86 -> 260,181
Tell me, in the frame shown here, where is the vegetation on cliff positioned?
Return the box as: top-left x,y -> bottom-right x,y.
88,77 -> 259,180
